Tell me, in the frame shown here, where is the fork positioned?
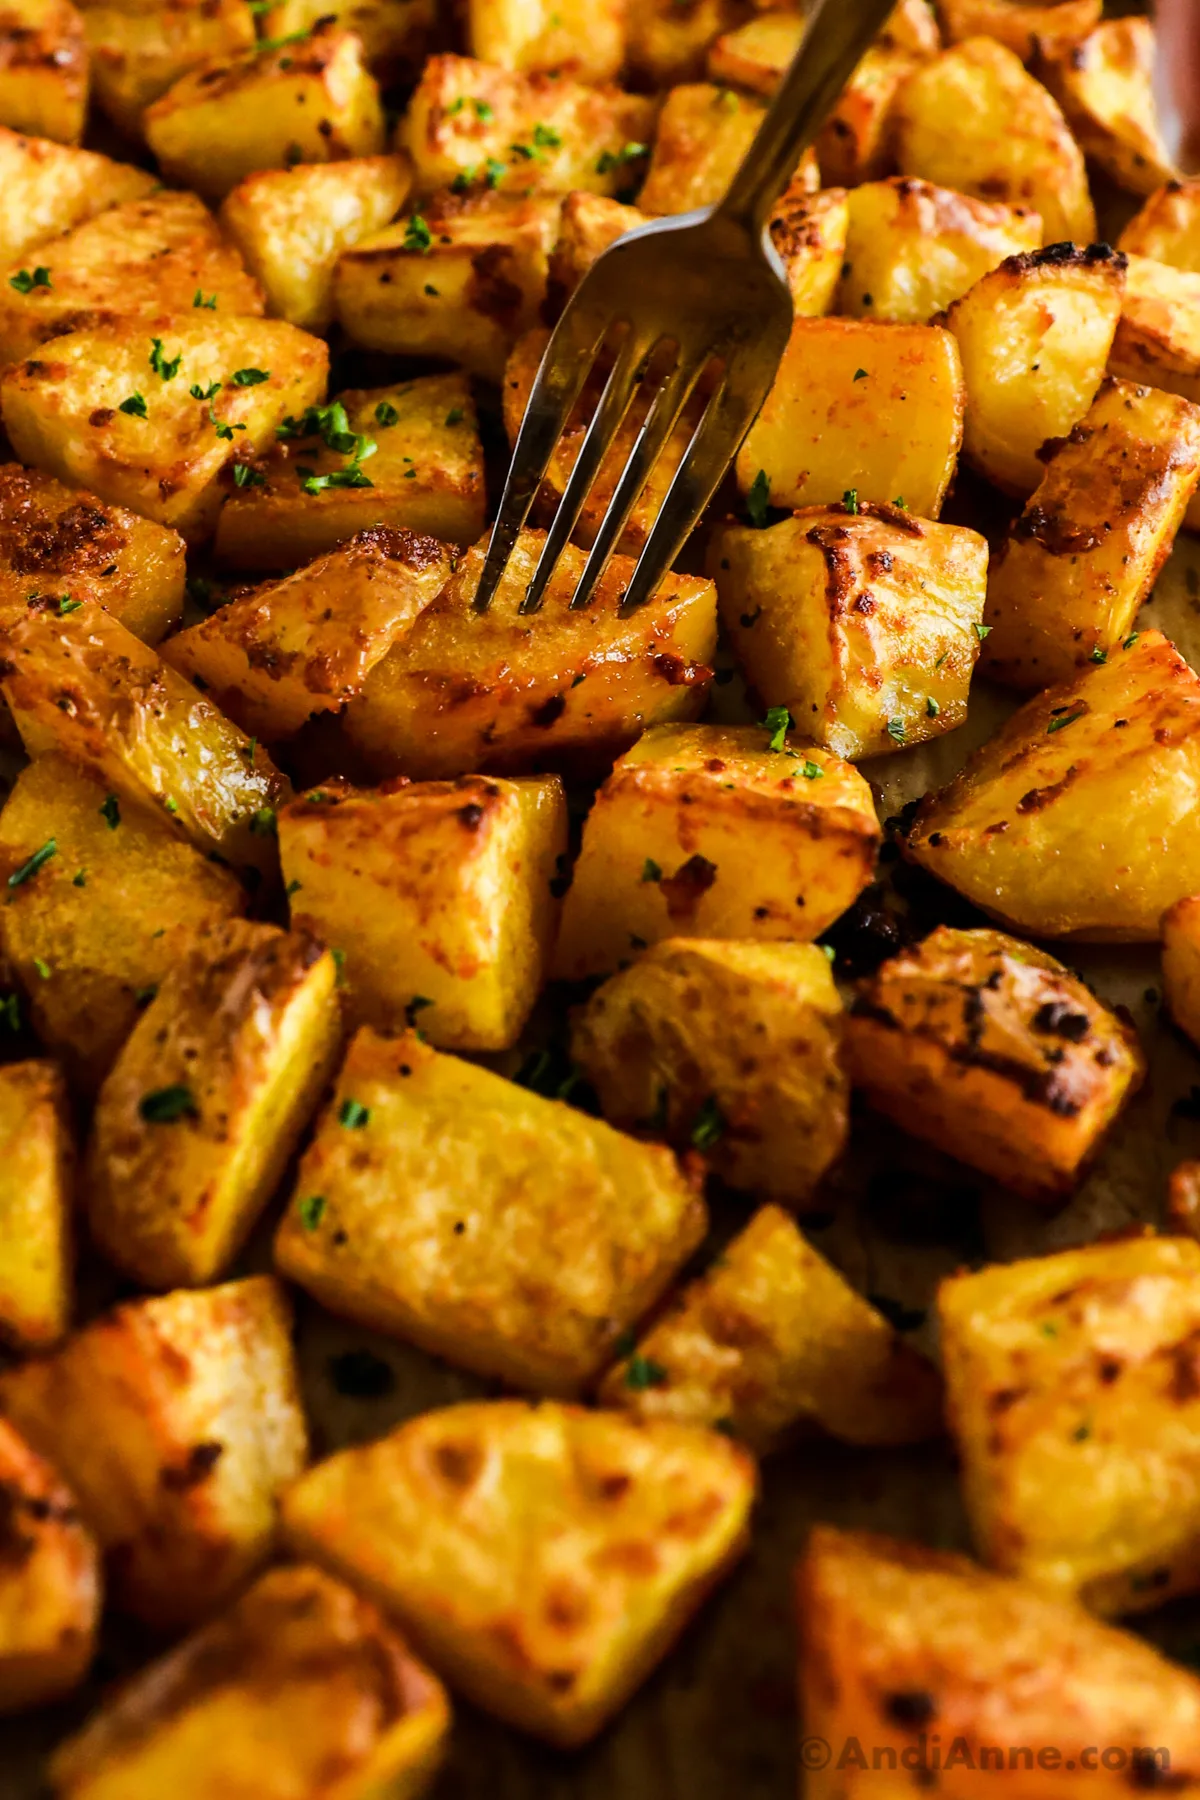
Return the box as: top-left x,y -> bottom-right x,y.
472,0 -> 898,619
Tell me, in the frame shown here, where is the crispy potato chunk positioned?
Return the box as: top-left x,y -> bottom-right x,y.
87,923 -> 341,1290
214,377 -> 484,570
846,926 -> 1144,1201
710,504 -> 988,760
257,0 -> 434,81
335,192 -> 559,382
626,0 -> 745,86
1039,18 -> 1176,197
49,1564 -> 450,1800
800,1523 -> 1200,1800
946,242 -> 1126,496
401,55 -> 656,200
881,0 -> 941,55
0,1418 -> 98,1714
1164,896 -> 1200,1051
768,180 -> 850,315
0,1275 -> 307,1629
83,0 -> 256,140
572,940 -> 848,1205
706,10 -> 803,96
0,127 -> 155,267
165,528 -> 453,739
0,754 -> 245,1090
982,378 -> 1200,689
0,596 -> 292,879
1109,253 -> 1200,406
0,1062 -> 72,1351
280,775 -> 567,1048
554,723 -> 880,979
813,47 -> 921,188
907,630 -> 1200,940
939,1234 -> 1200,1613
894,37 -> 1095,244
735,316 -> 965,519
283,1399 -> 756,1745
1121,175 -> 1200,272
599,1206 -> 941,1451
0,0 -> 86,143
937,0 -> 1099,61
467,0 -> 624,82
343,529 -> 717,781
548,190 -> 647,303
638,84 -> 817,215
0,464 -> 185,645
145,24 -> 385,202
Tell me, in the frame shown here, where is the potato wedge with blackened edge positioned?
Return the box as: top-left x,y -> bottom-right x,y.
0,128 -> 155,268
0,1274 -> 307,1629
553,723 -> 880,979
1120,175 -> 1200,272
1108,254 -> 1200,406
275,1028 -> 705,1394
0,1061 -> 73,1351
1038,17 -> 1176,198
940,1234 -> 1200,1614
800,1524 -> 1200,1800
906,630 -> 1200,940
1163,896 -> 1200,1052
845,926 -> 1143,1202
0,0 -> 87,144
280,775 -> 566,1049
0,1418 -> 98,1714
812,47 -> 920,189
598,1205 -> 941,1451
572,940 -> 847,1206
936,0 -> 1099,62
283,1399 -> 755,1746
466,0 -> 625,83
638,84 -> 817,216
49,1563 -> 449,1800
82,0 -> 256,142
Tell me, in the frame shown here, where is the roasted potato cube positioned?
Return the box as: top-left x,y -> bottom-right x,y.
0,126 -> 155,267
0,464 -> 186,645
343,528 -> 717,781
1109,253 -> 1200,406
213,377 -> 484,571
256,0 -> 434,82
599,1206 -> 941,1451
946,241 -> 1126,496
334,192 -> 559,382
638,84 -> 819,217
881,0 -> 941,55
1,315 -> 328,543
710,504 -> 988,760
846,925 -> 1144,1201
982,378 -> 1200,689
401,55 -> 656,200
936,0 -> 1099,61
0,596 -> 292,879
894,37 -> 1095,244
626,0 -> 745,87
87,923 -> 341,1290
1163,895 -> 1200,1051
734,316 -> 965,520
0,0 -> 86,143
144,24 -> 385,202
572,940 -> 848,1205
767,180 -> 849,315
49,1563 -> 450,1800
1120,175 -> 1200,272
165,528 -> 453,739
279,774 -> 567,1048
548,190 -> 646,303
706,9 -> 803,96
813,47 -> 920,189
83,0 -> 256,141
0,1417 -> 98,1713
554,723 -> 880,979
0,1061 -> 72,1351
467,0 -> 624,83
939,1234 -> 1200,1613
0,1275 -> 307,1629
1039,18 -> 1176,198
907,629 -> 1200,940
800,1524 -> 1200,1800
283,1399 -> 755,1746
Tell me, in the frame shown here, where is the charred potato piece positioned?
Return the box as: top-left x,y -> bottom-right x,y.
936,0 -> 1100,61
0,1417 -> 98,1714
845,925 -> 1144,1201
767,180 -> 850,315
906,629 -> 1200,940
0,126 -> 155,267
982,378 -> 1200,690
553,723 -> 880,979
638,84 -> 817,216
813,46 -> 920,189
283,1399 -> 756,1746
710,504 -> 988,760
1163,896 -> 1200,1051
1109,253 -> 1200,406
276,1027 -> 706,1394
279,775 -> 567,1048
939,1234 -> 1200,1614
0,0 -> 87,144
82,0 -> 256,141
257,0 -> 434,82
1039,17 -> 1176,198
466,0 -> 625,83
49,1564 -> 450,1800
0,1061 -> 72,1350
0,1274 -> 308,1629
626,0 -> 746,87
1120,175 -> 1200,272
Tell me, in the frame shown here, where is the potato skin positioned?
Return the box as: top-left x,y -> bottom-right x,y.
0,0 -> 87,145
283,1399 -> 756,1747
1120,175 -> 1200,272
0,1417 -> 99,1714
0,127 -> 156,268
0,1060 -> 73,1351
1038,17 -> 1177,198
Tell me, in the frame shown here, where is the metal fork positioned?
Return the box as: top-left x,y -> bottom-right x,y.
472,0 -> 897,619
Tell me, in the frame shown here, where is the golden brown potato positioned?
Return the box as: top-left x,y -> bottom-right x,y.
626,0 -> 745,87
343,528 -> 717,781
710,504 -> 988,760
0,1275 -> 307,1629
49,1564 -> 450,1800
0,126 -> 155,268
1038,17 -> 1176,198
280,774 -> 567,1049
813,46 -> 920,188
638,83 -> 817,216
936,0 -> 1100,61
800,1523 -> 1200,1800
882,0 -> 941,55
82,0 -> 256,141
256,0 -> 434,82
1120,175 -> 1200,272
1163,895 -> 1200,1051
553,723 -> 880,979
846,925 -> 1144,1202
705,10 -> 804,96
734,316 -> 965,520
940,1234 -> 1200,1615
0,1061 -> 72,1351
1108,253 -> 1200,406
467,0 -> 624,83
946,241 -> 1126,496
981,378 -> 1200,690
599,1206 -> 942,1452
283,1399 -> 756,1746
894,36 -> 1095,244
0,0 -> 87,144
165,528 -> 454,740
275,1027 -> 706,1395
0,1417 -> 98,1714
548,190 -> 647,303
906,629 -> 1200,940
768,180 -> 850,315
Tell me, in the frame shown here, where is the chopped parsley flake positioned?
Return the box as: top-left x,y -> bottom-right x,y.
625,1354 -> 669,1391
298,1193 -> 326,1230
886,716 -> 907,744
190,380 -> 221,401
762,705 -> 790,751
231,367 -> 269,387
148,338 -> 182,380
641,858 -> 662,882
596,141 -> 647,174
842,488 -> 859,514
233,463 -> 264,488
974,623 -> 991,641
193,289 -> 217,309
7,838 -> 55,889
1124,632 -> 1139,649
691,1095 -> 724,1151
445,407 -> 464,426
9,267 -> 51,294
209,405 -> 245,441
926,695 -> 940,718
853,368 -> 868,381
1047,710 -> 1085,734
139,1084 -> 198,1124
248,806 -> 277,836
100,794 -> 120,830
119,393 -> 147,418
747,468 -> 770,528
374,400 -> 400,427
56,596 -> 82,615
339,1097 -> 370,1129
1091,646 -> 1108,663
33,957 -> 50,980
402,213 -> 432,253
72,868 -> 86,887
802,760 -> 824,780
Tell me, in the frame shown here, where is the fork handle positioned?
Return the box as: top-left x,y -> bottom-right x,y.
717,0 -> 901,234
